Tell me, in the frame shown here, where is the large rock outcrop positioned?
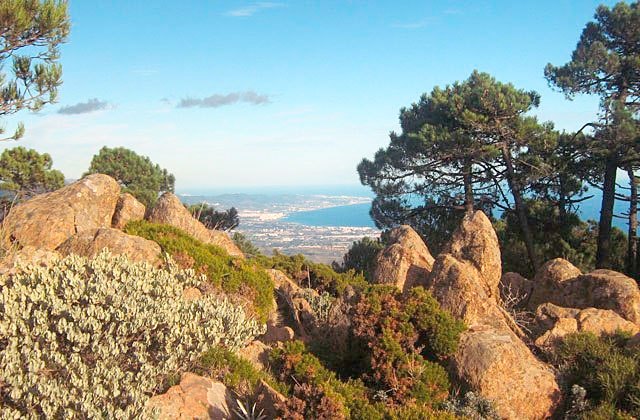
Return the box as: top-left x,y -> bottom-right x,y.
111,193 -> 146,229
452,325 -> 562,420
534,303 -> 640,352
427,211 -> 561,420
146,373 -> 232,419
372,225 -> 434,292
527,261 -> 640,324
147,192 -> 244,259
1,174 -> 120,250
56,228 -> 162,264
526,258 -> 583,310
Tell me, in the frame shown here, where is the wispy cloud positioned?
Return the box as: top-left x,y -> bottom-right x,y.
391,19 -> 432,29
443,8 -> 462,15
58,98 -> 111,115
225,2 -> 283,17
177,91 -> 271,109
132,68 -> 159,76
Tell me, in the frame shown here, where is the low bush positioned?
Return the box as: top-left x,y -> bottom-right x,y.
442,391 -> 499,419
198,347 -> 288,397
270,341 -> 458,419
351,286 -> 465,406
125,220 -> 275,322
334,236 -> 384,282
256,250 -> 367,296
232,232 -> 263,257
0,251 -> 264,418
555,332 -> 640,418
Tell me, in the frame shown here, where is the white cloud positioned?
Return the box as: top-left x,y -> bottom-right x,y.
391,19 -> 432,29
225,2 -> 283,17
58,98 -> 111,115
177,91 -> 271,108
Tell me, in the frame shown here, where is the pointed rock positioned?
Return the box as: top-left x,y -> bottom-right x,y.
372,225 -> 434,292
147,192 -> 244,259
427,212 -> 561,419
429,254 -> 510,329
442,211 -> 502,299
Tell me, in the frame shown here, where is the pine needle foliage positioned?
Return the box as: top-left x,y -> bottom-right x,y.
0,0 -> 70,140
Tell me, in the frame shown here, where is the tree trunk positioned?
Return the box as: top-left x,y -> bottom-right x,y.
596,154 -> 618,268
501,144 -> 540,272
627,168 -> 638,277
558,176 -> 568,224
463,159 -> 474,215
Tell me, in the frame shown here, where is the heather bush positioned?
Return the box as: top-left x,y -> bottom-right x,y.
270,341 -> 458,419
555,331 -> 640,418
125,220 -> 275,321
0,251 -> 264,418
351,286 -> 465,406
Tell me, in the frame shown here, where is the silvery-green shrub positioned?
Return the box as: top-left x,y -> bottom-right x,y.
0,251 -> 265,418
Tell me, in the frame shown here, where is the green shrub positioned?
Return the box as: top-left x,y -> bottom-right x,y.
256,250 -> 367,297
0,251 -> 264,418
232,232 -> 263,257
198,346 -> 287,396
270,341 -> 457,419
351,286 -> 465,407
125,220 -> 275,322
556,332 -> 640,418
270,340 -> 379,419
334,236 -> 384,282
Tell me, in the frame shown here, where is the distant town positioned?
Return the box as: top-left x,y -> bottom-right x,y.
180,193 -> 380,263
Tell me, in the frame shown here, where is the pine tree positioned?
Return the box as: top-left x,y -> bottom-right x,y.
0,1 -> 70,140
545,1 -> 640,268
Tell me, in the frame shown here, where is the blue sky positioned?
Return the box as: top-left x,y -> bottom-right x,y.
2,0 -> 619,191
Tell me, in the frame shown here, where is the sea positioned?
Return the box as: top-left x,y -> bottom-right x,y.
177,185 -> 632,263
179,185 -> 630,231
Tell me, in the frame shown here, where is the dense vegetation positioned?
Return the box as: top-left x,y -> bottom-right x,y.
358,2 -> 640,279
554,332 -> 640,418
85,146 -> 175,207
124,220 -> 275,322
255,250 -> 368,297
334,236 -> 384,282
187,202 -> 240,231
0,251 -> 264,418
270,339 -> 459,419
